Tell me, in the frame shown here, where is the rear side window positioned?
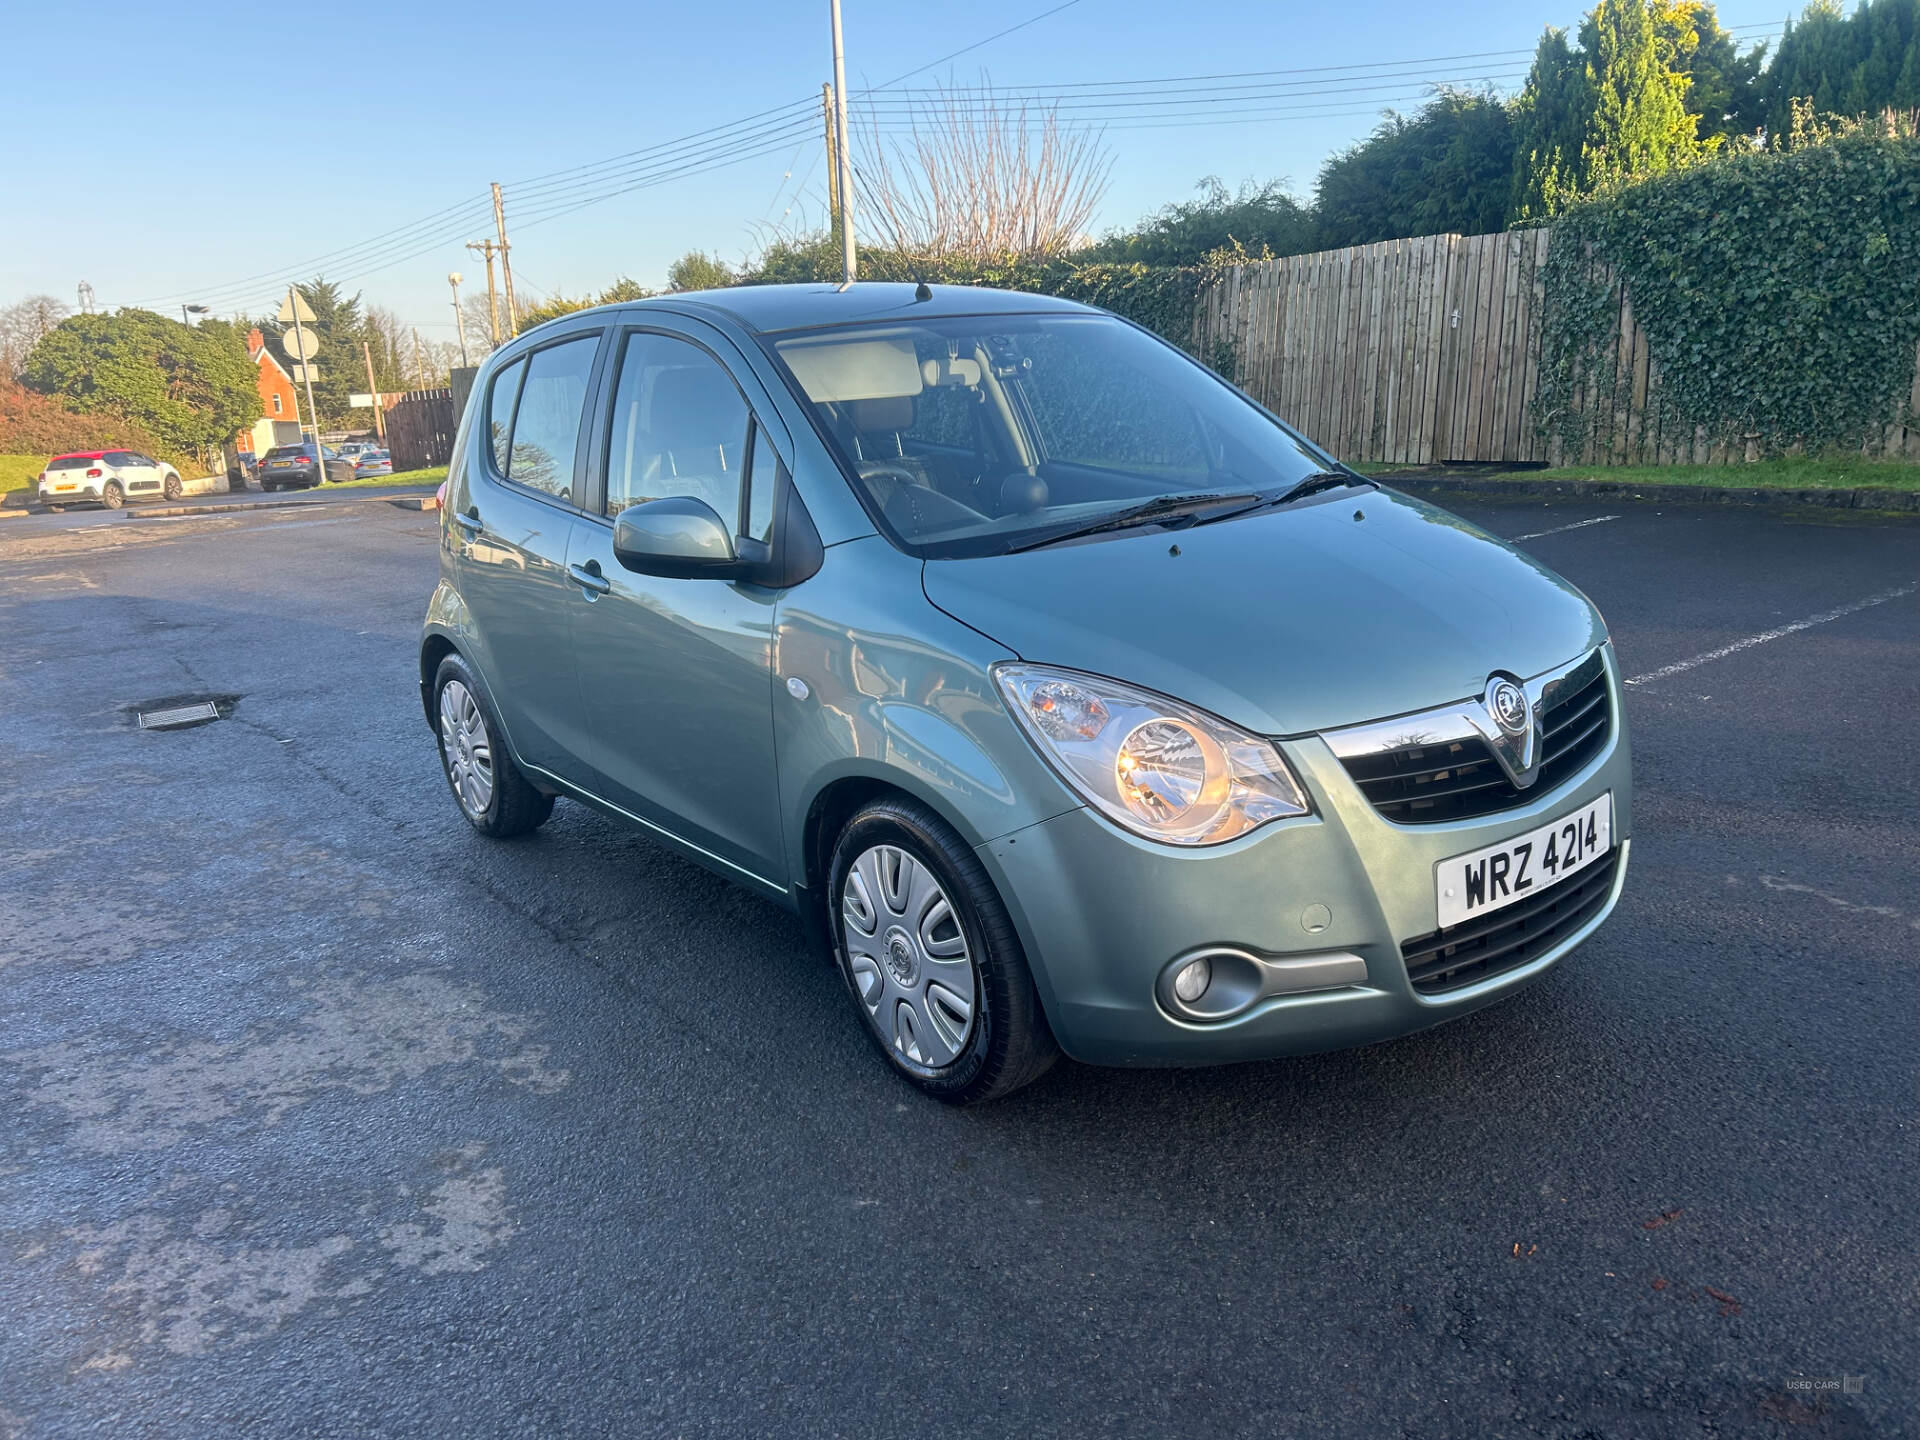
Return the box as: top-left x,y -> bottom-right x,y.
505,337 -> 598,500
105,451 -> 137,466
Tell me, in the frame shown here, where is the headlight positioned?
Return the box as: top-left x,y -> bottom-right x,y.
995,664 -> 1310,845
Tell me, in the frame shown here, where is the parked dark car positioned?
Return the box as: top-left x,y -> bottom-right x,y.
259,443 -> 353,489
226,453 -> 257,491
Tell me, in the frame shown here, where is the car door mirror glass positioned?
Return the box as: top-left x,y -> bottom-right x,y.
612,496 -> 738,577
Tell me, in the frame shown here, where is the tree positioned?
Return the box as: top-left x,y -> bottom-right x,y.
0,295 -> 70,378
855,84 -> 1112,261
21,309 -> 257,455
1509,29 -> 1591,221
1085,177 -> 1316,264
1655,0 -> 1767,141
1508,0 -> 1715,222
1581,0 -> 1710,195
1753,0 -> 1920,139
666,253 -> 736,292
1314,93 -> 1516,247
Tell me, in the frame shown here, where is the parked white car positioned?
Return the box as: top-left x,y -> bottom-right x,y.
37,450 -> 184,510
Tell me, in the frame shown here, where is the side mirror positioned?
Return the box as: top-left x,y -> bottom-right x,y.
612,496 -> 740,578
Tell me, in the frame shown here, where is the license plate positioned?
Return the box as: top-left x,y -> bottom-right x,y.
1435,793 -> 1612,929
55,484 -> 75,491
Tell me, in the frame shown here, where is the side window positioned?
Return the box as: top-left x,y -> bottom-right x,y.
503,335 -> 598,501
486,358 -> 525,477
742,424 -> 785,544
604,331 -> 749,523
105,451 -> 135,466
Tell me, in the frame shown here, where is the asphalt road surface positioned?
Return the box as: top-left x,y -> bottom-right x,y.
1,493 -> 1913,1438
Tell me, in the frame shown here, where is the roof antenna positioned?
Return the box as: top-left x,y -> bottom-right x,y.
847,161 -> 933,301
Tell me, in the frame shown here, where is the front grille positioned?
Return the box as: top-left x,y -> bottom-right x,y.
1401,848 -> 1620,994
1339,654 -> 1611,824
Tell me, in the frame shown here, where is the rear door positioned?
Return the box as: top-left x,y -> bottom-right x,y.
563,320 -> 788,886
447,326 -> 608,780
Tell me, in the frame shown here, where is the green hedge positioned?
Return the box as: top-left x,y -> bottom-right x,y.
1537,133 -> 1920,456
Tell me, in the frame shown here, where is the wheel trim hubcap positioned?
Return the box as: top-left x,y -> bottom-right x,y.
438,680 -> 494,818
841,844 -> 975,1068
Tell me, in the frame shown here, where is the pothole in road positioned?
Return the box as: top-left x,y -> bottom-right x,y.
124,693 -> 243,732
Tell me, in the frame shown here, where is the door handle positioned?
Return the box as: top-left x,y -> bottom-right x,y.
568,561 -> 612,597
453,511 -> 483,535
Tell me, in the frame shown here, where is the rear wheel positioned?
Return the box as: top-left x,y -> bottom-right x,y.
100,482 -> 124,510
431,654 -> 553,838
829,797 -> 1058,1104
261,480 -> 279,493
163,473 -> 183,501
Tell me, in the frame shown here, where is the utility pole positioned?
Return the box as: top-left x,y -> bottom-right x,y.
492,183 -> 518,339
829,0 -> 857,283
823,83 -> 841,227
362,340 -> 386,442
448,271 -> 471,366
286,285 -> 322,453
412,328 -> 426,389
466,240 -> 501,347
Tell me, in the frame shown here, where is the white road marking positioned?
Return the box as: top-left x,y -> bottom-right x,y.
1625,583 -> 1916,687
1511,514 -> 1621,541
1756,874 -> 1920,932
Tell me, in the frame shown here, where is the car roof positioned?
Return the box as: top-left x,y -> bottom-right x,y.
50,451 -> 111,460
531,282 -> 1102,338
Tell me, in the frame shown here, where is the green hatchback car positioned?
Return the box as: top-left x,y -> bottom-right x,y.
420,283 -> 1631,1103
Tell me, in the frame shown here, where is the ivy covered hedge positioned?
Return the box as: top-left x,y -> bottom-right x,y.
1536,134 -> 1920,457
744,239 -> 1218,367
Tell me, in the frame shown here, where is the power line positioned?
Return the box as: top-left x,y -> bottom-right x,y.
869,0 -> 1085,89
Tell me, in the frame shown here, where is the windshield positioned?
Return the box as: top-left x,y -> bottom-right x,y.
765,314 -> 1334,559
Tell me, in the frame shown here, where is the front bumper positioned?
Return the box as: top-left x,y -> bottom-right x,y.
976,652 -> 1633,1066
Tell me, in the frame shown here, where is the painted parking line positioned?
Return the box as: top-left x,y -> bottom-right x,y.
1625,582 -> 1916,687
1511,515 -> 1621,541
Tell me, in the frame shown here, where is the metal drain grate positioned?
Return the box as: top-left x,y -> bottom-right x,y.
139,702 -> 221,730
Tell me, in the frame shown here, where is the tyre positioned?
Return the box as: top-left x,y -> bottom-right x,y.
829,796 -> 1058,1104
261,480 -> 278,492
100,481 -> 124,510
163,472 -> 183,501
431,653 -> 553,838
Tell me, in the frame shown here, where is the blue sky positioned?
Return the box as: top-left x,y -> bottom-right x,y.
6,0 -> 1792,339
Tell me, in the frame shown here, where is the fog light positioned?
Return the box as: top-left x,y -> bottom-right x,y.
1172,956 -> 1212,1004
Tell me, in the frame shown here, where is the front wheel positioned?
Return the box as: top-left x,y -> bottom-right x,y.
100,482 -> 124,510
431,654 -> 553,838
163,473 -> 183,501
829,797 -> 1058,1104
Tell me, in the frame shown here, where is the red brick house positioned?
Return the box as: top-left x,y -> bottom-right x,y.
238,328 -> 302,458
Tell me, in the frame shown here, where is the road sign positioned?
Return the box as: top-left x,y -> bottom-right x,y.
283,326 -> 321,361
276,292 -> 318,325
291,364 -> 320,384
349,393 -> 376,408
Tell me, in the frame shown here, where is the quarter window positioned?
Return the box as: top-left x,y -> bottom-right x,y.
604,331 -> 750,524
485,358 -> 525,478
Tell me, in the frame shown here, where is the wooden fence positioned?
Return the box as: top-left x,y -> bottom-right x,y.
385,388 -> 458,472
1195,228 -> 1920,466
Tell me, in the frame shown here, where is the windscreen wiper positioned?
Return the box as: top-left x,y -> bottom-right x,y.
1003,491 -> 1263,553
1272,469 -> 1365,504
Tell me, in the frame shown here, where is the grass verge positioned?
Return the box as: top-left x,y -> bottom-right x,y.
1363,457 -> 1920,491
321,466 -> 446,490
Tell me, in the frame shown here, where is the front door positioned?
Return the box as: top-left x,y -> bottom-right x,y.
449,330 -> 604,780
565,326 -> 785,886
